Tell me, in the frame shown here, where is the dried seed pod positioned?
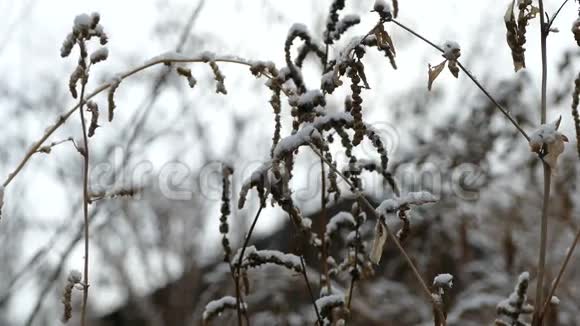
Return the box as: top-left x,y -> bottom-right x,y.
176,66 -> 197,88
323,0 -> 346,44
348,65 -> 365,146
284,23 -> 313,93
504,0 -> 539,71
572,73 -> 580,159
89,47 -> 108,64
208,61 -> 226,94
219,164 -> 234,262
331,15 -> 361,41
107,76 -> 121,121
61,270 -> 82,323
86,100 -> 99,137
68,66 -> 84,99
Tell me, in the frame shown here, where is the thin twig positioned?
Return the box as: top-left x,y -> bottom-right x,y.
346,225 -> 360,311
534,2 -> 551,324
234,205 -> 264,326
300,256 -> 323,325
77,63 -> 91,326
391,19 -> 530,141
547,0 -> 571,31
540,226 -> 580,318
1,56 -> 278,191
320,157 -> 332,294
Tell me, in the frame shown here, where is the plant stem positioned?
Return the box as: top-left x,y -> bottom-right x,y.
77,69 -> 91,326
346,225 -> 360,312
534,1 -> 550,325
320,157 -> 332,294
300,256 -> 323,325
235,205 -> 263,326
540,226 -> 580,318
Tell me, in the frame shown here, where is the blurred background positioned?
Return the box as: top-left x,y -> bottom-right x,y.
0,0 -> 579,325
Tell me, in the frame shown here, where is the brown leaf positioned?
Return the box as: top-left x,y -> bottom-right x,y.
370,220 -> 388,264
355,61 -> 371,89
428,60 -> 447,91
374,24 -> 396,55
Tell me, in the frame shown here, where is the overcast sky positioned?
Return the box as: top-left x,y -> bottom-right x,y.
1,0 -> 578,323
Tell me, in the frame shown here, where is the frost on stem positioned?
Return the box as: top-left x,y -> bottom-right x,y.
495,272 -> 534,326
370,191 -> 437,264
62,12 -> 109,101
325,212 -> 356,241
233,246 -> 303,273
324,0 -> 345,44
428,41 -> 460,91
315,294 -> 345,319
89,47 -> 108,64
273,125 -> 323,159
61,269 -> 82,323
284,23 -> 314,93
202,296 -> 246,325
331,14 -> 361,41
288,90 -> 326,113
529,116 -> 569,174
432,273 -> 453,326
372,0 -> 393,20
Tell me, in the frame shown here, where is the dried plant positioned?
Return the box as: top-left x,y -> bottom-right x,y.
3,0 -> 580,325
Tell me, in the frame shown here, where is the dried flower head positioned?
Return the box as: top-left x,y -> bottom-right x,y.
61,269 -> 83,323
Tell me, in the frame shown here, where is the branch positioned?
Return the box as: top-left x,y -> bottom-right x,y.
234,205 -> 264,325
534,2 -> 551,324
391,19 -> 530,141
76,64 -> 91,326
300,256 -> 323,325
1,55 -> 276,191
540,226 -> 580,318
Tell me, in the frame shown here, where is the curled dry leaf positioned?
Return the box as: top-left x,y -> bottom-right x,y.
370,220 -> 388,264
428,60 -> 447,91
529,115 -> 569,174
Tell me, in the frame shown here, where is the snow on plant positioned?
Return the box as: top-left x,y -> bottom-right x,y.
495,272 -> 534,326
528,116 -> 569,173
370,191 -> 438,264
202,296 -> 246,326
1,0 -> 580,325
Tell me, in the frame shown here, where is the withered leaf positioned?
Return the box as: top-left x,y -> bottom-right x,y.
447,60 -> 459,78
355,61 -> 371,89
428,60 -> 447,91
370,220 -> 388,264
374,24 -> 396,55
